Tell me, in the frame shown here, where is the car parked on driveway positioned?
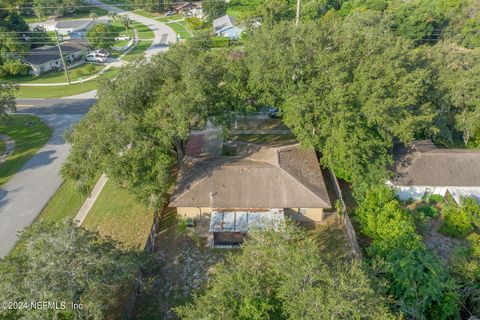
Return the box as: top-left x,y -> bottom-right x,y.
85,53 -> 107,63
90,49 -> 109,57
165,10 -> 175,16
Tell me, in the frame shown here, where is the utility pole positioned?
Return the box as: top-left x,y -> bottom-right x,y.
55,30 -> 71,85
295,0 -> 301,25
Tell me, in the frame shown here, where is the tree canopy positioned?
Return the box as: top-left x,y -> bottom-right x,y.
175,223 -> 394,320
86,24 -> 119,50
0,220 -> 142,320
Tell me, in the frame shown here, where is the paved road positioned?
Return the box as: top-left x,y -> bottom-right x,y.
0,99 -> 95,257
91,0 -> 177,58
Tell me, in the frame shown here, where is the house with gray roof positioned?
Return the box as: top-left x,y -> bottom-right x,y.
55,19 -> 110,39
169,142 -> 332,246
212,14 -> 243,40
389,140 -> 480,204
23,39 -> 90,75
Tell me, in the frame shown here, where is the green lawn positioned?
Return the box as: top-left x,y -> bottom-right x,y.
155,14 -> 183,22
15,68 -> 118,99
168,21 -> 192,40
0,115 -> 52,186
37,179 -> 87,224
83,180 -> 154,250
0,140 -> 5,156
122,22 -> 155,62
4,64 -> 104,85
21,5 -> 108,22
135,9 -> 164,18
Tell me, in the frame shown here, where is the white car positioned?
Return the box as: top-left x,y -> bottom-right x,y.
86,54 -> 107,63
89,49 -> 109,57
115,35 -> 130,41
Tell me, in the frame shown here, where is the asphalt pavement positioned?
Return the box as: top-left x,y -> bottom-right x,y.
0,99 -> 95,257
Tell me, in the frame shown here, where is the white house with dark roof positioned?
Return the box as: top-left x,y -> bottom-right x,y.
23,39 -> 90,75
212,14 -> 243,39
169,141 -> 332,246
389,140 -> 480,204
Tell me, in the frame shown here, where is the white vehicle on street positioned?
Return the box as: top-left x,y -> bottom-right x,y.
85,53 -> 107,63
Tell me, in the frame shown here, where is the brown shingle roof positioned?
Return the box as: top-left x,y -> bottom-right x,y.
169,143 -> 332,209
392,140 -> 480,187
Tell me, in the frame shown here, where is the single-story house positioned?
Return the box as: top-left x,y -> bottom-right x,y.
389,139 -> 480,204
169,142 -> 332,246
172,2 -> 201,15
212,14 -> 243,39
23,39 -> 90,76
55,19 -> 110,39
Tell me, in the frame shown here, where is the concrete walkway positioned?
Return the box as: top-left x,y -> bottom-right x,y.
0,134 -> 14,164
74,173 -> 108,226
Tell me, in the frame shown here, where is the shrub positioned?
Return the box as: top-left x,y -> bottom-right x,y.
428,194 -> 445,205
440,203 -> 473,238
416,205 -> 439,218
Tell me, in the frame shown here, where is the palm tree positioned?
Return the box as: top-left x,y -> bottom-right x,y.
120,15 -> 131,32
89,12 -> 97,20
108,11 -> 118,23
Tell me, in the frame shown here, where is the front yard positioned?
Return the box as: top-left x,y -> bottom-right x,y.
0,115 -> 52,186
4,64 -> 104,85
122,21 -> 155,62
15,67 -> 118,98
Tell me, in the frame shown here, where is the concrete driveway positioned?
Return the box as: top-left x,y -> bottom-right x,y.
91,0 -> 177,58
0,99 -> 95,257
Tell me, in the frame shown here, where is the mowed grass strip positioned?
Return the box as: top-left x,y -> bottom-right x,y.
4,64 -> 104,85
0,115 -> 52,186
168,21 -> 191,40
83,180 -> 154,250
122,22 -> 155,62
37,179 -> 87,224
15,68 -> 119,99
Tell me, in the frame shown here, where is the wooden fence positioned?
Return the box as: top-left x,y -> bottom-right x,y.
328,170 -> 363,259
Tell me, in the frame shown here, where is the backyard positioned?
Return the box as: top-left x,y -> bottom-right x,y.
133,209 -> 351,320
0,115 -> 52,186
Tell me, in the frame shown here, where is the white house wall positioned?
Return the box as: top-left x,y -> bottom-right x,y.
448,187 -> 480,205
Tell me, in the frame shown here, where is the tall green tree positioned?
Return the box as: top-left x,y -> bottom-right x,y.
63,43 -> 236,205
0,220 -> 142,320
0,83 -> 16,118
245,18 -> 437,195
86,24 -> 119,50
175,223 -> 394,320
203,0 -> 227,21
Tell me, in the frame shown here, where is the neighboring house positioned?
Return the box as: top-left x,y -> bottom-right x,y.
55,19 -> 110,39
213,14 -> 243,39
169,142 -> 332,247
172,2 -> 201,15
190,5 -> 204,19
389,140 -> 480,204
23,39 -> 90,76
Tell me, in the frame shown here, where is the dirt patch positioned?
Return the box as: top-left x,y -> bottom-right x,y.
423,218 -> 466,260
133,213 -> 227,320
